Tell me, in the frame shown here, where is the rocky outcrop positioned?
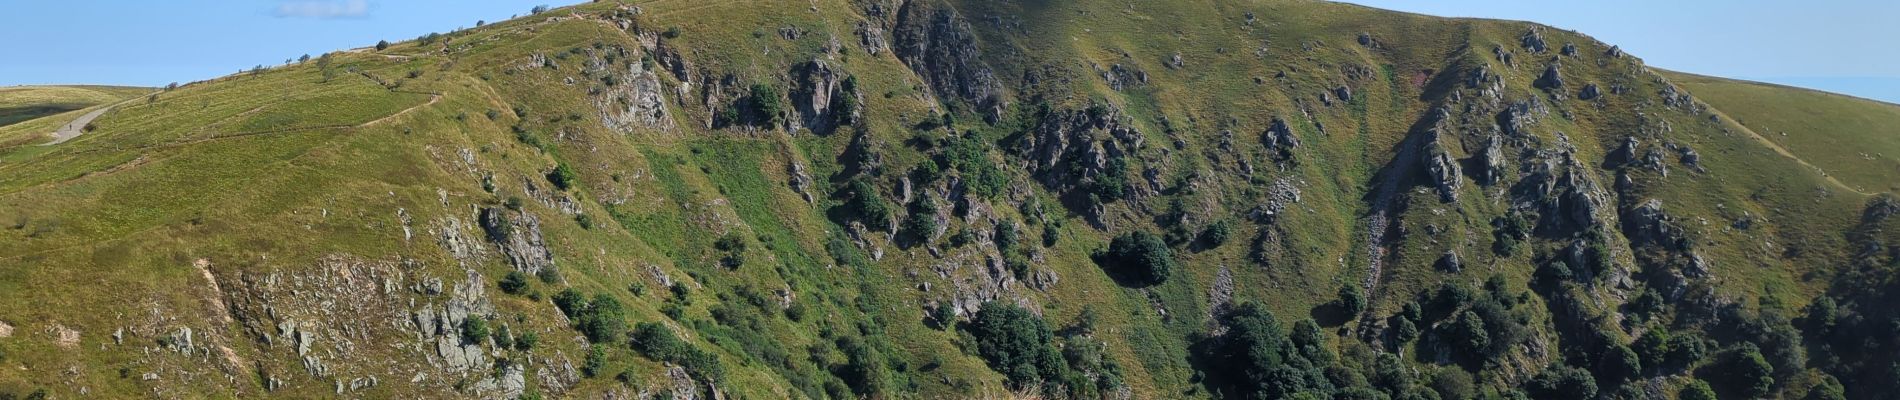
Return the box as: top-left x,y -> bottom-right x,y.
1608,136 -> 1639,167
1424,139 -> 1462,202
479,207 -> 556,275
788,161 -> 815,203
1517,149 -> 1610,234
1262,117 -> 1300,163
1535,63 -> 1564,89
893,2 -> 1004,122
1474,134 -> 1507,185
1436,251 -> 1462,272
790,59 -> 854,134
1099,62 -> 1147,91
1017,105 -> 1140,192
1670,142 -> 1704,172
219,256 -> 503,396
1578,83 -> 1601,100
856,21 -> 888,55
599,61 -> 675,133
1623,199 -> 1688,249
1521,28 -> 1548,53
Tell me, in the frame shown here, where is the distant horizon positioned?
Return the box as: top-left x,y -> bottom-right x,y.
2,1 -> 1896,104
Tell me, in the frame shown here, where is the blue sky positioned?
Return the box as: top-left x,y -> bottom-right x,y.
0,0 -> 549,86
3,1 -> 1898,104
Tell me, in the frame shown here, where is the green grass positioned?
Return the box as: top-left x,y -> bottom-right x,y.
1665,70 -> 1900,193
0,85 -> 148,128
0,1 -> 1895,398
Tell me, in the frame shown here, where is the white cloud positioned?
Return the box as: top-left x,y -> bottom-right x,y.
274,0 -> 370,19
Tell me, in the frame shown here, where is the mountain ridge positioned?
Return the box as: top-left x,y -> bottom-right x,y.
0,1 -> 1896,399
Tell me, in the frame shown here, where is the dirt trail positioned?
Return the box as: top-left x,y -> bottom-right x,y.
1706,106 -> 1872,195
42,91 -> 161,145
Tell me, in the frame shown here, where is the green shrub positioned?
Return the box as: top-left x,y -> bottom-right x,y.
515,332 -> 539,351
715,233 -> 747,269
547,162 -> 579,191
492,324 -> 514,349
1723,344 -> 1775,398
903,196 -> 939,243
1208,303 -> 1290,398
499,271 -> 531,295
461,318 -> 490,345
575,294 -> 628,344
1337,283 -> 1366,316
968,302 -> 1066,391
1201,220 -> 1234,247
1096,231 -> 1175,286
1680,380 -> 1717,400
1527,364 -> 1597,400
553,290 -> 587,317
583,346 -> 607,377
631,322 -> 725,383
748,83 -> 784,128
844,179 -> 893,231
1092,155 -> 1130,201
996,222 -> 1021,252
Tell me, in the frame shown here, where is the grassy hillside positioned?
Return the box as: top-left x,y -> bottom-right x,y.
1664,70 -> 1900,193
0,1 -> 1895,399
0,85 -> 148,128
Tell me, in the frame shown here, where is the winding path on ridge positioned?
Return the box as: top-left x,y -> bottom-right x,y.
42,92 -> 152,145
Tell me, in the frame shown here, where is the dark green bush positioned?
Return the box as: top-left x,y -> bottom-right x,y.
499,271 -> 531,295
547,162 -> 579,191
1097,231 -> 1175,286
461,318 -> 490,345
968,302 -> 1065,391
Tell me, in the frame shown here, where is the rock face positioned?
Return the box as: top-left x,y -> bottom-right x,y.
1676,145 -> 1703,171
1018,104 -> 1140,193
1578,83 -> 1601,100
1623,199 -> 1686,249
1262,117 -> 1301,162
480,207 -> 555,275
1474,134 -> 1507,185
1608,136 -> 1640,167
1535,63 -> 1564,89
1424,139 -> 1462,202
1436,251 -> 1462,272
893,2 -> 1004,122
856,21 -> 888,55
219,256 -> 501,396
1418,109 -> 1462,202
788,161 -> 816,203
790,59 -> 853,134
1100,63 -> 1148,91
597,58 -> 677,133
1521,29 -> 1548,52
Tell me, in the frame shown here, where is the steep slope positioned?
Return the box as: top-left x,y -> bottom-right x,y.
1664,70 -> 1900,193
0,1 -> 1895,399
